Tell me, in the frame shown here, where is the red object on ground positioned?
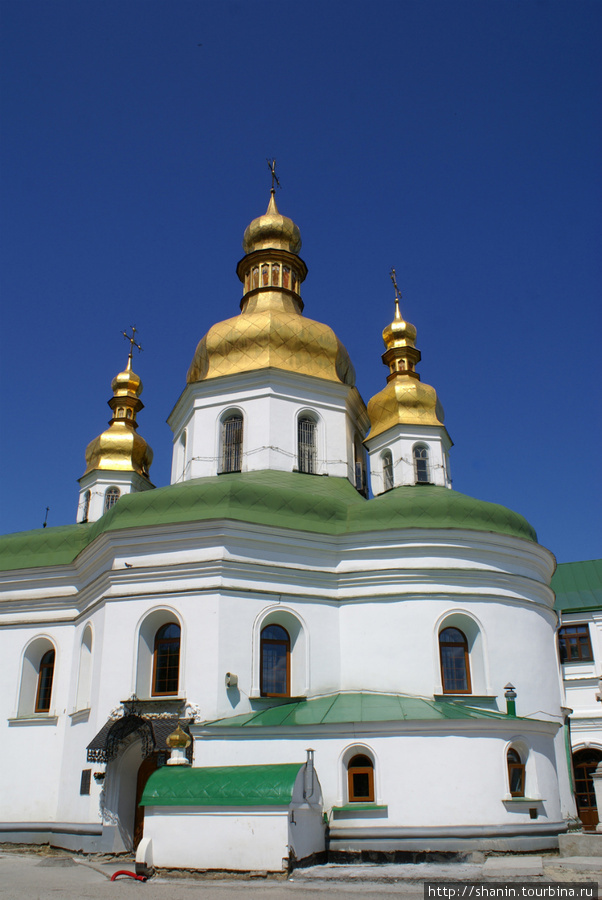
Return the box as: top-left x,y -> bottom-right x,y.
110,870 -> 147,882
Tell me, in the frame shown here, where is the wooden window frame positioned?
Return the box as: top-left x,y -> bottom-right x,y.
260,625 -> 291,698
558,625 -> 593,663
151,623 -> 180,697
347,754 -> 375,803
413,445 -> 431,484
35,649 -> 55,713
507,748 -> 525,797
439,627 -> 472,694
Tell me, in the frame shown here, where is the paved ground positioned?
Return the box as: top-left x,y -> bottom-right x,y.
0,847 -> 600,900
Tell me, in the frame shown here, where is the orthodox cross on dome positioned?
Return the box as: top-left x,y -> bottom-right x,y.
122,326 -> 143,365
390,267 -> 402,318
266,157 -> 281,192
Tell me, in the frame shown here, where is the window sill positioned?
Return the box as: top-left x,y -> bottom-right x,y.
332,804 -> 388,818
250,694 -> 307,703
8,714 -> 59,726
69,708 -> 91,723
502,795 -> 544,803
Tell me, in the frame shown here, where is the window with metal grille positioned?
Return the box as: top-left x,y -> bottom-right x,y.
220,414 -> 243,473
35,649 -> 55,712
558,625 -> 593,662
413,446 -> 430,483
383,451 -> 394,491
298,417 -> 317,474
104,486 -> 121,511
81,490 -> 91,523
80,769 -> 91,795
439,627 -> 471,693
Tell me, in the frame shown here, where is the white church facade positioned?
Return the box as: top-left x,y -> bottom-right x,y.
0,189 -> 578,869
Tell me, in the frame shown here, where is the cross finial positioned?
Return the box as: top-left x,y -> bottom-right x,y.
390,268 -> 403,320
122,326 -> 143,367
266,158 -> 281,192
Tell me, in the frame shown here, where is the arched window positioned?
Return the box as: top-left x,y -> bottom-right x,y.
35,649 -> 55,713
104,486 -> 121,512
382,451 -> 394,491
348,754 -> 375,802
413,446 -> 430,483
81,490 -> 91,523
298,416 -> 317,474
439,627 -> 471,693
507,748 -> 525,797
220,414 -> 243,474
354,440 -> 367,496
152,623 -> 180,696
260,624 -> 290,697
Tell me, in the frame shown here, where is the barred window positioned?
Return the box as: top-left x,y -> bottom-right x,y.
82,490 -> 91,523
104,486 -> 120,511
298,417 -> 317,474
80,769 -> 91,795
383,451 -> 394,491
220,414 -> 243,473
413,445 -> 430,483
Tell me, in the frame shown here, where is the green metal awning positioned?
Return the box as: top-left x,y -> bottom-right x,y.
200,691 -> 528,729
552,559 -> 602,612
140,763 -> 304,807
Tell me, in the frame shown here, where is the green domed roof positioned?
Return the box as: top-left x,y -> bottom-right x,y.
0,471 -> 536,572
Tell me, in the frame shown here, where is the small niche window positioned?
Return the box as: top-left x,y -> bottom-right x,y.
507,748 -> 525,797
298,417 -> 317,474
80,769 -> 92,795
439,627 -> 471,693
35,649 -> 55,713
271,263 -> 280,285
558,625 -> 593,663
283,267 -> 290,289
348,754 -> 375,802
104,486 -> 121,512
252,267 -> 259,288
220,414 -> 243,474
291,270 -> 298,292
413,446 -> 430,483
383,451 -> 394,491
261,264 -> 269,286
260,624 -> 290,697
152,622 -> 180,696
82,490 -> 91,523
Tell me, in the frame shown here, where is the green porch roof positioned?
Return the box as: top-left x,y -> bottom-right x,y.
0,470 -> 536,572
553,560 -> 602,612
140,763 -> 303,807
200,692 -> 523,728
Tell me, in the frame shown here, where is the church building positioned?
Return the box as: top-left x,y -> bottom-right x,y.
0,187 -> 577,870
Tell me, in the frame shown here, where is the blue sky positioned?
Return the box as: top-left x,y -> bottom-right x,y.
1,0 -> 600,563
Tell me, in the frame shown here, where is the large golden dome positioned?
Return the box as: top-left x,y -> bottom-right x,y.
187,191 -> 356,387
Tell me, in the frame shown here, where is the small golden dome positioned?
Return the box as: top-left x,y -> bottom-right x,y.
366,377 -> 445,440
242,190 -> 302,255
165,723 -> 191,750
82,354 -> 153,479
382,303 -> 417,349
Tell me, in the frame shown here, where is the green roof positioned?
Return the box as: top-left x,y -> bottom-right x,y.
140,763 -> 303,807
552,560 -> 602,612
0,470 -> 537,572
200,692 -> 524,728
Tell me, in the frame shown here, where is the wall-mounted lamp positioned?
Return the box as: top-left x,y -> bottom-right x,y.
225,672 -> 238,688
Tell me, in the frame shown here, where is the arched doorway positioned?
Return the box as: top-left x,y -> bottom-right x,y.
133,753 -> 160,849
573,748 -> 602,831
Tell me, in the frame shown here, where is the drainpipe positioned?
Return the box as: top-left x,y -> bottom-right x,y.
304,748 -> 315,800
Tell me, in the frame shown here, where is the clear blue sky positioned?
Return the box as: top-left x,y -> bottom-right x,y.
1,0 -> 600,563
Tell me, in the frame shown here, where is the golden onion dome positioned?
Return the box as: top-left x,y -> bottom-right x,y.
83,355 -> 153,479
187,191 -> 356,387
366,377 -> 445,440
242,190 -> 302,254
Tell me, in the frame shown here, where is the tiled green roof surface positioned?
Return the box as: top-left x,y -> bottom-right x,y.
140,763 -> 303,807
552,560 -> 602,612
0,470 -> 536,572
201,692 -> 524,728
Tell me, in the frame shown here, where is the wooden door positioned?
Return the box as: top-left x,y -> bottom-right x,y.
133,753 -> 159,849
573,749 -> 602,831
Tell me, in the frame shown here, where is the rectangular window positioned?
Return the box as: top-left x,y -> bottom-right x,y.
80,769 -> 91,795
558,625 -> 593,663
